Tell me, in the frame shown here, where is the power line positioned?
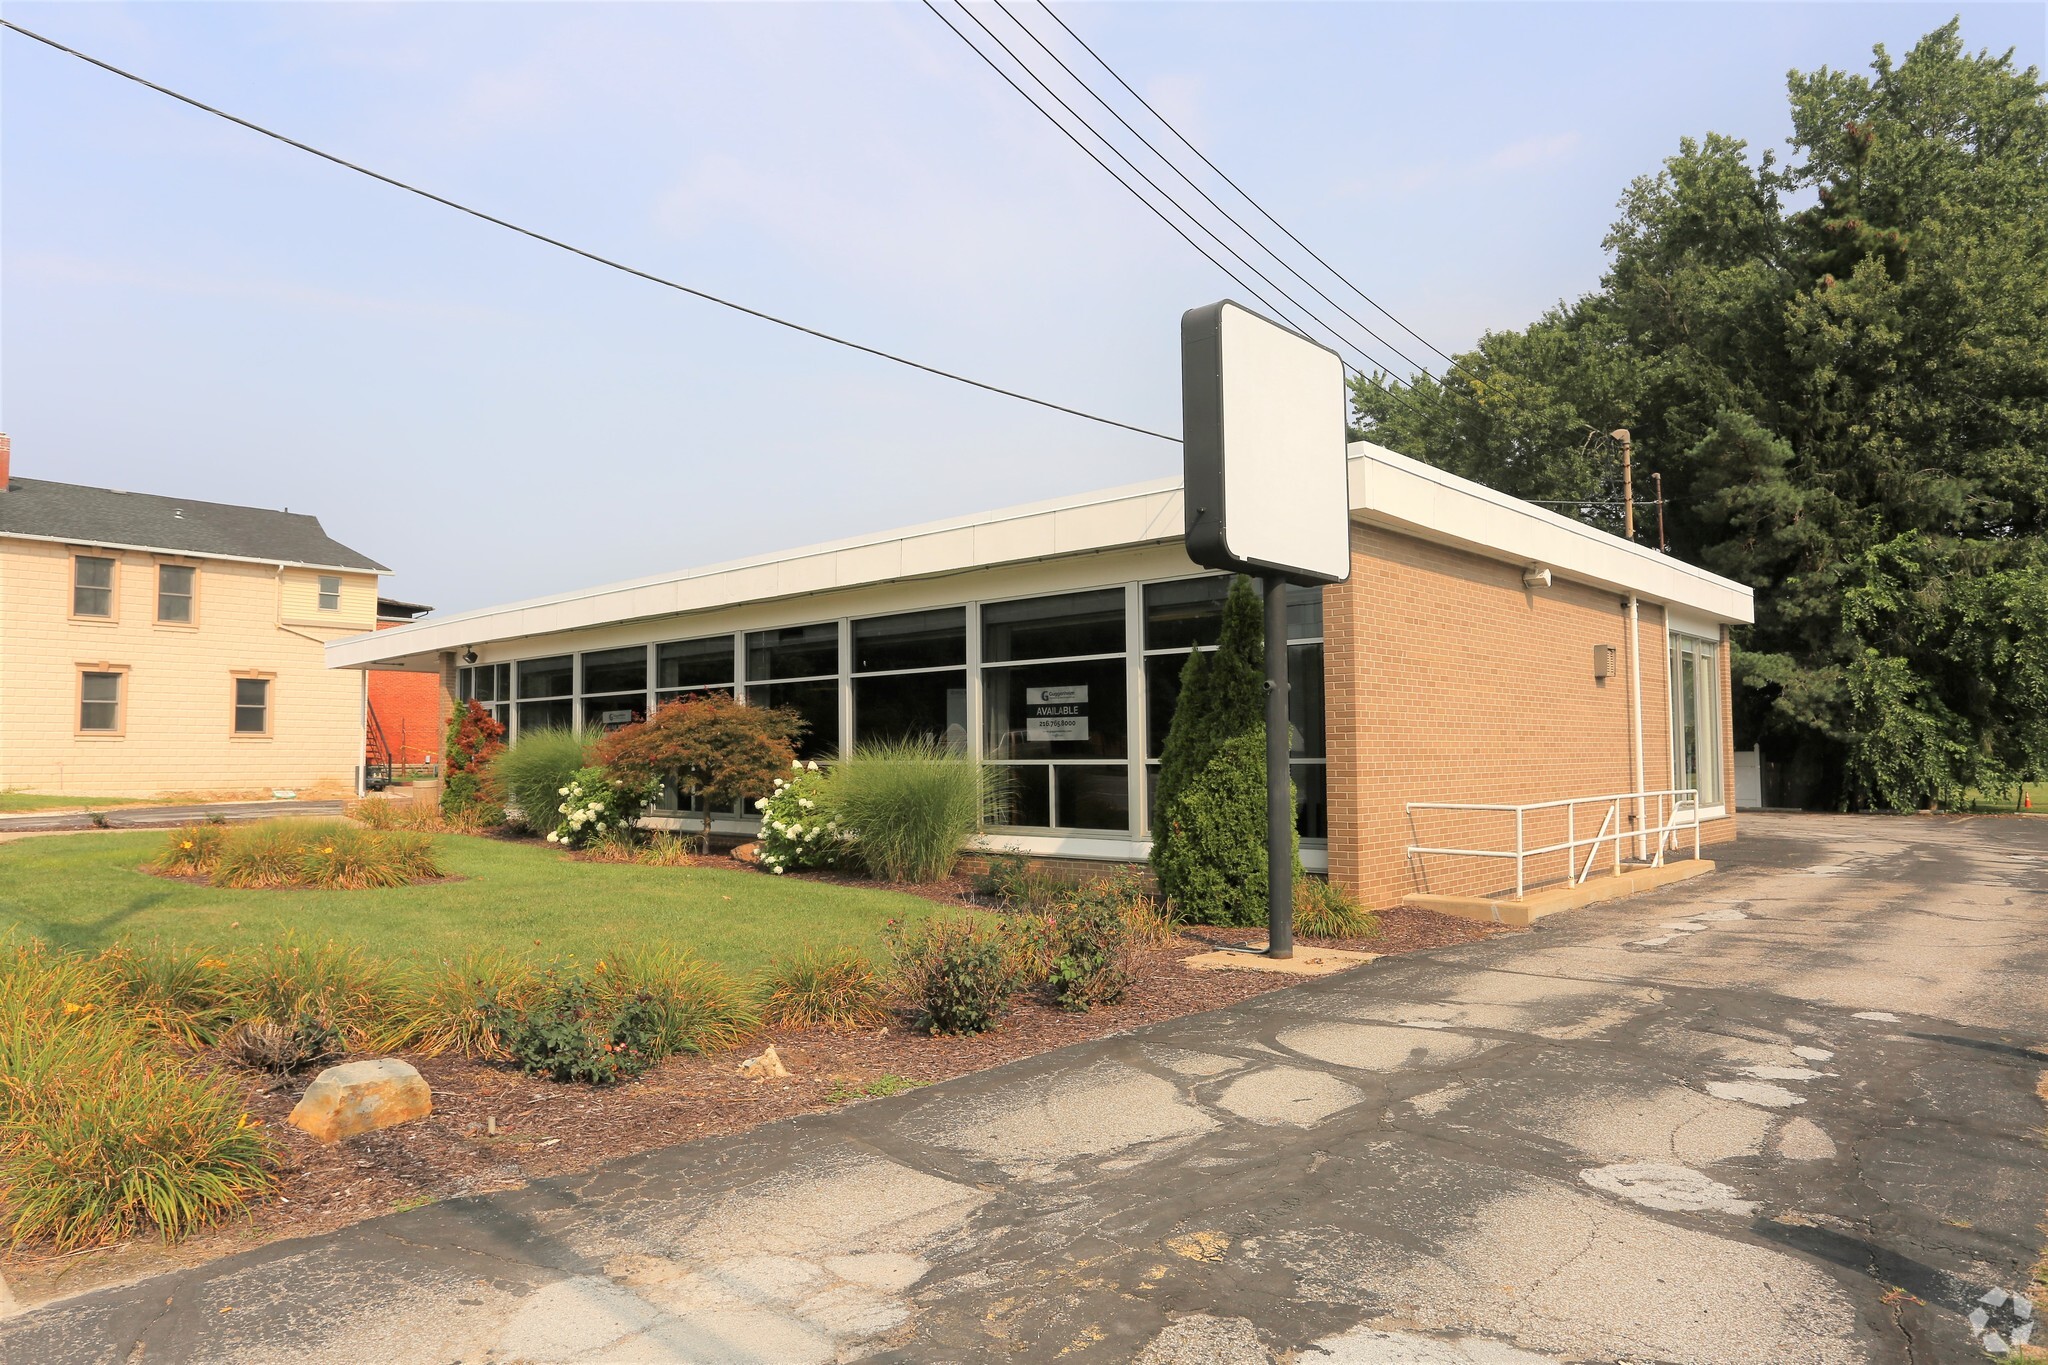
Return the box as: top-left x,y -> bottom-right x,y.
0,17 -> 1180,445
923,0 -> 1433,426
995,1 -> 1443,383
1034,0 -> 1487,388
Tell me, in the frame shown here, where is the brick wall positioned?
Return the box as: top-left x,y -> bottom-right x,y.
1326,524 -> 1736,906
366,670 -> 444,766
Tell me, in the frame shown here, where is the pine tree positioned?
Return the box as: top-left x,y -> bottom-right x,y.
1151,576 -> 1299,924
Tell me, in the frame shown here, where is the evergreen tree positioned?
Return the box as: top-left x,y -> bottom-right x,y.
1152,576 -> 1300,924
1351,21 -> 2047,810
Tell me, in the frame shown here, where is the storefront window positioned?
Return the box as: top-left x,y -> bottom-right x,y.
456,663 -> 512,730
746,623 -> 840,758
983,590 -> 1128,831
580,645 -> 648,730
515,655 -> 573,734
655,635 -> 735,704
850,610 -> 966,749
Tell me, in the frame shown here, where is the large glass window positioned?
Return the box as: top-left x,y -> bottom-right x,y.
656,635 -> 736,702
580,646 -> 647,729
747,623 -> 838,758
1140,576 -> 1327,838
852,609 -> 966,749
516,655 -> 574,733
983,590 -> 1128,831
157,565 -> 195,623
1671,633 -> 1723,807
458,662 -> 513,731
73,555 -> 114,617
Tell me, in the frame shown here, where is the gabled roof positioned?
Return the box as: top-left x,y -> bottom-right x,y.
0,476 -> 388,573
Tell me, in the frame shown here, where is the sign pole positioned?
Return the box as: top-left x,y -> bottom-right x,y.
1264,574 -> 1293,959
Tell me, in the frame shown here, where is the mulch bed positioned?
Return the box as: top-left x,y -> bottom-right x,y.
0,881 -> 1501,1308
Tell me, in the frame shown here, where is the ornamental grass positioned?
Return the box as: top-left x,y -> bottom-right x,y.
220,935 -> 404,1048
828,739 -> 1008,883
590,947 -> 758,1057
757,947 -> 891,1030
0,939 -> 273,1251
378,951 -> 544,1059
159,819 -> 443,891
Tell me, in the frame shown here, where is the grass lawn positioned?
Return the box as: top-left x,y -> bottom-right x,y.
0,792 -> 144,813
0,831 -> 951,976
1958,782 -> 2042,814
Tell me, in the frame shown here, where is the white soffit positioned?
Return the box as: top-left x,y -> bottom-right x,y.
330,441 -> 1752,670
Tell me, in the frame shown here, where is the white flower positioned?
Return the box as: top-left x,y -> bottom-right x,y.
755,798 -> 768,811
772,866 -> 785,875
559,786 -> 569,796
806,761 -> 820,772
546,831 -> 559,843
792,760 -> 803,770
797,798 -> 813,810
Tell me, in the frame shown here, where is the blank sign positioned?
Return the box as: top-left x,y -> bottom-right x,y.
1181,299 -> 1351,584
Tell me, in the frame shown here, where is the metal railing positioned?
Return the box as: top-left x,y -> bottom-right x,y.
1405,788 -> 1702,899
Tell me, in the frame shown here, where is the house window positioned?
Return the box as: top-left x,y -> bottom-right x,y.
852,608 -> 967,750
73,555 -> 115,617
515,655 -> 574,734
982,589 -> 1129,831
233,677 -> 271,735
1140,576 -> 1327,838
456,662 -> 512,730
1670,633 -> 1723,807
317,576 -> 342,611
79,671 -> 122,732
746,623 -> 840,759
157,564 -> 196,623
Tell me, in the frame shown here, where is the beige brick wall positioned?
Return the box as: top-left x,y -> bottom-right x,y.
1326,524 -> 1736,906
0,538 -> 375,799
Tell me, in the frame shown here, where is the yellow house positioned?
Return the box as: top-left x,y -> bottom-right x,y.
0,437 -> 388,800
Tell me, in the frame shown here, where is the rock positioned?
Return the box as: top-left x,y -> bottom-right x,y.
739,1044 -> 791,1081
287,1058 -> 433,1144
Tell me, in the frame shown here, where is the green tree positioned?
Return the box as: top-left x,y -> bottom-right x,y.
1151,576 -> 1299,924
1353,21 -> 2048,810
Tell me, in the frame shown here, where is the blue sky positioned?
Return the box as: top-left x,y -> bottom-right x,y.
5,2 -> 2041,611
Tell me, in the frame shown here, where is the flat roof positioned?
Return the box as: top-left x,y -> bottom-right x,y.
329,441 -> 1753,670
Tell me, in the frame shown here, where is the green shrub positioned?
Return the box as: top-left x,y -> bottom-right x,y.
1044,899 -> 1136,1013
487,972 -> 664,1085
1294,876 -> 1377,939
491,727 -> 598,832
592,948 -> 757,1056
95,942 -> 235,1047
758,948 -> 891,1030
755,762 -> 847,874
379,951 -> 542,1059
889,917 -> 1013,1035
221,936 -> 402,1047
211,819 -> 312,889
546,765 -> 657,850
150,824 -> 225,877
829,738 -> 1007,883
1068,868 -> 1175,948
1150,576 -> 1300,925
0,939 -> 273,1251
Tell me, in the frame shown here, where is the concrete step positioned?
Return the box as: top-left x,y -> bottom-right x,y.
1402,858 -> 1716,928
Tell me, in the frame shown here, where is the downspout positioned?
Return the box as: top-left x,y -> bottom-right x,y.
1628,594 -> 1646,859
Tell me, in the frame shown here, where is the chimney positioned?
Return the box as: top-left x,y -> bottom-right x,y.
0,433 -> 10,491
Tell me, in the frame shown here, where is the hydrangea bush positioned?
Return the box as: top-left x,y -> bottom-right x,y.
754,761 -> 847,874
546,766 -> 658,850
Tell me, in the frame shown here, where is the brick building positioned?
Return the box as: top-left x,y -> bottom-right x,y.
0,434 -> 388,800
329,442 -> 1750,908
366,597 -> 441,772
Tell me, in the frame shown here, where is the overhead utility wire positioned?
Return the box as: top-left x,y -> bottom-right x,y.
1035,0 -> 1486,389
925,0 -> 1431,425
994,2 -> 1442,382
0,18 -> 1178,445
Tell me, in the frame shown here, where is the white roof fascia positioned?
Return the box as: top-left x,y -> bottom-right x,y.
330,442 -> 1752,671
1349,442 -> 1755,625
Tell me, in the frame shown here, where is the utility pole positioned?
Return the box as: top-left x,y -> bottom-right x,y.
1652,472 -> 1667,553
1611,428 -> 1634,541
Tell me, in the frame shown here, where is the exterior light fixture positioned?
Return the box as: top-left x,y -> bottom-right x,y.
1522,565 -> 1553,589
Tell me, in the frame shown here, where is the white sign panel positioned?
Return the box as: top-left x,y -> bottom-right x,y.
1024,685 -> 1088,742
1181,300 -> 1351,584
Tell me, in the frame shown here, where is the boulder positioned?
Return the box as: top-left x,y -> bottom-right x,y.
288,1058 -> 432,1144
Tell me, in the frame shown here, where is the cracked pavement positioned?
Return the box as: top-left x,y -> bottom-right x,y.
5,812 -> 2045,1363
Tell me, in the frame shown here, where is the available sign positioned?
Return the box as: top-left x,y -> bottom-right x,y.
1024,685 -> 1088,742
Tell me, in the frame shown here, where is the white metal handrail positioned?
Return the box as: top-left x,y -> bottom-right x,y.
1405,787 -> 1701,899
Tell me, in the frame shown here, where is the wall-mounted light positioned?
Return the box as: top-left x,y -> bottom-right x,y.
1522,564 -> 1552,589
461,648 -> 478,665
